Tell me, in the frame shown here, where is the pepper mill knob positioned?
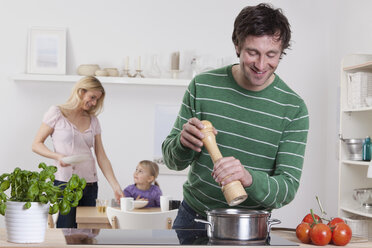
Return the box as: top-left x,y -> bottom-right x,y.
200,120 -> 248,206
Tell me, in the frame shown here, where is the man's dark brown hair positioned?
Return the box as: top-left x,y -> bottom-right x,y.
232,3 -> 291,57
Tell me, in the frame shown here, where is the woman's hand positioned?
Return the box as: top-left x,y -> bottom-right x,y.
57,154 -> 71,167
212,156 -> 252,187
113,187 -> 124,203
180,118 -> 217,152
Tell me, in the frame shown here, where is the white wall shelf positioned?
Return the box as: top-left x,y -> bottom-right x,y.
340,201 -> 372,218
342,160 -> 370,166
12,74 -> 190,87
342,106 -> 372,113
344,61 -> 372,72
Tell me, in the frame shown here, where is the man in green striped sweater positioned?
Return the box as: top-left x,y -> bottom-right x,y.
162,3 -> 309,231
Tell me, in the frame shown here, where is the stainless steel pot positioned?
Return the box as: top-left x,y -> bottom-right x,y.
339,134 -> 364,160
194,209 -> 281,241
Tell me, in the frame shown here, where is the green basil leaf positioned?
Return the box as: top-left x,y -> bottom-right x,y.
50,203 -> 59,214
68,175 -> 79,189
24,202 -> 31,209
0,180 -> 10,191
79,178 -> 87,189
0,203 -> 6,215
39,195 -> 48,204
76,189 -> 83,200
38,163 -> 47,170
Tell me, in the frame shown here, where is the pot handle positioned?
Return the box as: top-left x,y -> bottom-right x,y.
268,218 -> 281,227
267,218 -> 281,236
194,218 -> 213,232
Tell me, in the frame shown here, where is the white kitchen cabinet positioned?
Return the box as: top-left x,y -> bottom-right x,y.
339,54 -> 372,237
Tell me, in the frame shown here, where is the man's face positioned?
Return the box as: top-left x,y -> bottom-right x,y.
235,35 -> 282,91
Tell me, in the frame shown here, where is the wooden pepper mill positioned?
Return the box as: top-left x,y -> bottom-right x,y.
200,120 -> 248,206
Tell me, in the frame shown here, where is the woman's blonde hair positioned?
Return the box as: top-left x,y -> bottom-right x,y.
139,160 -> 160,187
59,76 -> 105,116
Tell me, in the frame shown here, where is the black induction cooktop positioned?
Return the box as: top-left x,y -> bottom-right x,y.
63,228 -> 298,246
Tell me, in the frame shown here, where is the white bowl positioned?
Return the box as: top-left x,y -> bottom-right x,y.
95,69 -> 108,76
353,188 -> 372,207
62,154 -> 91,165
104,68 -> 119,77
134,200 -> 148,209
77,64 -> 100,76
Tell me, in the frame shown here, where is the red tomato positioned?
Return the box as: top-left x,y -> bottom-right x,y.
328,217 -> 344,228
309,223 -> 332,246
332,222 -> 352,246
296,222 -> 311,244
303,213 -> 322,224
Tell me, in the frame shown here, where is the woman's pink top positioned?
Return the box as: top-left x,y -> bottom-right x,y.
43,105 -> 101,183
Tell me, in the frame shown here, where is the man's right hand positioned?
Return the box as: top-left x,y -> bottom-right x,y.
180,118 -> 205,152
180,118 -> 217,152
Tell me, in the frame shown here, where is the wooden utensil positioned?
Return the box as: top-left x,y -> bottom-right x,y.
201,120 -> 248,206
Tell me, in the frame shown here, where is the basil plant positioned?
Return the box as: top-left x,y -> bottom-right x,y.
0,162 -> 86,216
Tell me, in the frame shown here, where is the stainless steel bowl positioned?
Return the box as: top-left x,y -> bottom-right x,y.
353,188 -> 372,208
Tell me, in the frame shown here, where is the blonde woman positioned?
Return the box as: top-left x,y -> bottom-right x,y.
32,76 -> 123,228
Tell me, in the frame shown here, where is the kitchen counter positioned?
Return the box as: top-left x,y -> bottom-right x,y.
0,228 -> 370,247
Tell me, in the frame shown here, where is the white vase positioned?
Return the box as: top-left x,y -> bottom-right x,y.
147,55 -> 162,78
5,201 -> 50,243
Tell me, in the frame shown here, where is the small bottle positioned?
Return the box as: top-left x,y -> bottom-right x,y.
363,136 -> 371,161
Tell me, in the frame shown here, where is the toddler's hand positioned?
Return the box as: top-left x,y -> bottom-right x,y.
136,195 -> 148,201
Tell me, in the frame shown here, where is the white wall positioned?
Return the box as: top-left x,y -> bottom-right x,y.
1,0 -> 371,228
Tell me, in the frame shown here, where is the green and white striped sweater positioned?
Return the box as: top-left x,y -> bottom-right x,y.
162,64 -> 309,216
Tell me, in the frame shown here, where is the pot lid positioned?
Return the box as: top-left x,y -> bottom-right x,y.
206,208 -> 270,217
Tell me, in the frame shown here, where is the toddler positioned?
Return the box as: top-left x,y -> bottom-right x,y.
123,160 -> 162,207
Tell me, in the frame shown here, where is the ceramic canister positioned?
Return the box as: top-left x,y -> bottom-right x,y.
5,201 -> 50,243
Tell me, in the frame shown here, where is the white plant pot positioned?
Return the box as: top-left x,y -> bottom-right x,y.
5,201 -> 50,243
